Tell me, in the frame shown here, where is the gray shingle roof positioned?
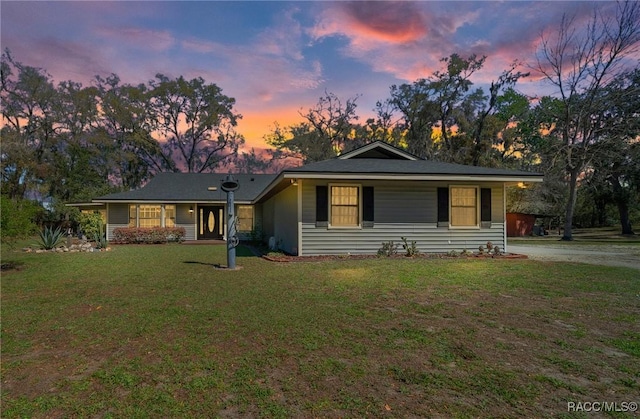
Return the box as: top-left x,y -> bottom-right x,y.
92,142 -> 541,204
285,158 -> 541,178
95,173 -> 278,202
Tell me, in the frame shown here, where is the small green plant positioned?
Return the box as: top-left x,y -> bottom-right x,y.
478,245 -> 485,254
377,241 -> 398,257
37,226 -> 65,250
93,219 -> 108,249
461,249 -> 472,256
493,245 -> 501,255
400,237 -> 419,257
486,241 -> 494,251
447,250 -> 459,257
94,234 -> 108,249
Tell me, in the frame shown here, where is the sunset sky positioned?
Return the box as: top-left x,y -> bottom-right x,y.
0,1 -> 623,152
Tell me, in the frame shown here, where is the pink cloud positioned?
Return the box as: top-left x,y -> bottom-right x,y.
337,2 -> 428,44
308,2 -> 484,82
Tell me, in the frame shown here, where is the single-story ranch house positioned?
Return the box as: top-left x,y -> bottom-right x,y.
76,142 -> 543,256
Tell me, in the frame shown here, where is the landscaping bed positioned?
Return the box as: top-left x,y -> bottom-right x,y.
262,251 -> 528,262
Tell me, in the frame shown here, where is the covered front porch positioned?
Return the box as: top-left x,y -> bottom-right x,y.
98,202 -> 256,242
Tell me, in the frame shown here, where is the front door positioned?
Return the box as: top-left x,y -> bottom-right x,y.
197,206 -> 224,240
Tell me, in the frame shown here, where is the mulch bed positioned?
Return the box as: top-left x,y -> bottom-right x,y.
261,252 -> 528,263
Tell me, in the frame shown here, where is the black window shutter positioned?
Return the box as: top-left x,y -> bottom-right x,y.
481,188 -> 492,222
363,187 -> 374,222
437,187 -> 449,222
316,185 -> 328,222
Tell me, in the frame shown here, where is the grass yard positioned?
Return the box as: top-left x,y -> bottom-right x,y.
1,244 -> 639,418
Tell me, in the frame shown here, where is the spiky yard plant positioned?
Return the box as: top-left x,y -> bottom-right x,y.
37,226 -> 65,250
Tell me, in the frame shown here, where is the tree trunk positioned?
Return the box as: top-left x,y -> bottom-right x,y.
616,199 -> 634,235
610,176 -> 635,235
562,169 -> 579,241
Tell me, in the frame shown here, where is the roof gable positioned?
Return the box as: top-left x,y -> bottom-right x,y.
338,141 -> 418,160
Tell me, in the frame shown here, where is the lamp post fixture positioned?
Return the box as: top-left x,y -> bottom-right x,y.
220,174 -> 240,269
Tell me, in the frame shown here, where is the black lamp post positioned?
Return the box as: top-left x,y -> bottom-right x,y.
220,174 -> 240,269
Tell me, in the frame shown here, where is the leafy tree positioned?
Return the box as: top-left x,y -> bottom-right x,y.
147,74 -> 244,173
94,74 -> 165,188
532,0 -> 640,240
234,148 -> 279,174
0,195 -> 40,246
461,64 -> 529,166
588,69 -> 640,234
385,54 -> 528,164
2,51 -> 250,223
47,80 -> 112,204
266,91 -> 360,163
429,54 -> 486,160
360,100 -> 405,147
491,88 -> 533,167
1,50 -> 58,200
387,79 -> 439,158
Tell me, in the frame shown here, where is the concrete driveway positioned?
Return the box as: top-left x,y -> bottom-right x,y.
507,243 -> 640,270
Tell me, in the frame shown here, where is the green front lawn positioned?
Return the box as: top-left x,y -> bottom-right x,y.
1,244 -> 638,417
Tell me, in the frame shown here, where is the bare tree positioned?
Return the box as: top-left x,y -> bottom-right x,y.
534,0 -> 640,240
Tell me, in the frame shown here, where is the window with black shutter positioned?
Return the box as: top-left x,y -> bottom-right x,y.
316,185 -> 328,226
362,186 -> 374,227
437,187 -> 449,223
481,188 -> 492,223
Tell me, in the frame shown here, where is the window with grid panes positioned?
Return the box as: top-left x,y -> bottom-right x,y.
237,206 -> 253,232
330,185 -> 359,227
450,187 -> 478,227
138,205 -> 162,227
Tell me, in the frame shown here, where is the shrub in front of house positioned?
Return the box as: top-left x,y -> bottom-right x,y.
112,227 -> 186,244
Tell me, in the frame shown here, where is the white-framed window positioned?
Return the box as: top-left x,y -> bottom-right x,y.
330,184 -> 360,227
236,205 -> 254,232
128,204 -> 176,228
450,186 -> 479,227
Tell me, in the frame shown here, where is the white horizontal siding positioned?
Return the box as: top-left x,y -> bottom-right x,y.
302,180 -> 437,224
301,180 -> 504,225
176,223 -> 196,241
299,180 -> 505,255
301,223 -> 504,256
106,223 -> 127,241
